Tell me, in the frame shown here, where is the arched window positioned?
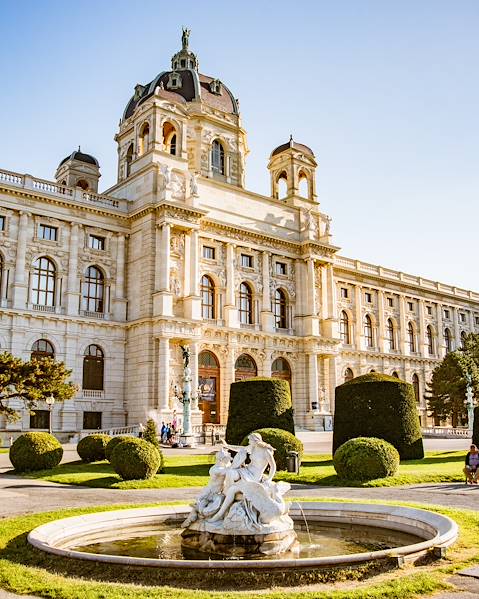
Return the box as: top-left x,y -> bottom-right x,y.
273,289 -> 287,329
407,322 -> 416,353
162,122 -> 177,155
298,171 -> 309,198
426,325 -> 434,355
32,257 -> 56,307
125,143 -> 134,177
364,314 -> 373,348
83,266 -> 104,313
340,311 -> 350,344
392,371 -> 399,378
76,179 -> 89,190
239,282 -> 253,325
31,339 -> 54,360
198,350 -> 220,424
211,140 -> 225,175
272,357 -> 291,386
386,319 -> 396,351
201,275 -> 215,320
139,122 -> 150,156
344,367 -> 354,382
277,171 -> 288,199
444,328 -> 452,353
235,353 -> 257,381
82,345 -> 104,390
412,373 -> 420,403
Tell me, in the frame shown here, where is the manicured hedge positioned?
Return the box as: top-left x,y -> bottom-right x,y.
105,435 -> 136,463
9,432 -> 63,472
110,438 -> 163,480
333,373 -> 424,460
241,428 -> 303,471
226,378 -> 294,445
77,434 -> 111,463
333,437 -> 400,481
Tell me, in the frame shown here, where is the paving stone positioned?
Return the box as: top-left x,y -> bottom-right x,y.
458,567 -> 479,578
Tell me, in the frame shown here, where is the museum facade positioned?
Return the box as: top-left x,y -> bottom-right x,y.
1,31 -> 478,437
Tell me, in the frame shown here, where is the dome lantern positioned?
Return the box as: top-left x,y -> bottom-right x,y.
170,28 -> 199,72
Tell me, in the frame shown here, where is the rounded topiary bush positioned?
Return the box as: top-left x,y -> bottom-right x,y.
241,428 -> 303,471
110,437 -> 163,480
77,434 -> 111,463
9,432 -> 63,472
333,373 -> 424,460
333,437 -> 400,481
226,378 -> 295,445
105,435 -> 136,463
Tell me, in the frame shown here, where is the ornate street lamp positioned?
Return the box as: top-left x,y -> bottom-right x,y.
465,373 -> 475,435
45,394 -> 55,435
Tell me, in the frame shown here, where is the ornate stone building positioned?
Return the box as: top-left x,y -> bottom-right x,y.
1,31 -> 478,437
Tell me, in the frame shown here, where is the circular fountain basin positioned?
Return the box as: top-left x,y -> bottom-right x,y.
28,502 -> 458,570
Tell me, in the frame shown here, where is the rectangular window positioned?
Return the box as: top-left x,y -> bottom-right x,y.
340,287 -> 348,299
38,224 -> 58,241
365,292 -> 372,303
475,316 -> 479,325
203,246 -> 215,260
427,306 -> 432,315
276,262 -> 287,276
83,411 -> 102,430
241,254 -> 253,268
89,235 -> 105,251
0,215 -> 5,231
30,410 -> 50,429
444,309 -> 450,319
408,302 -> 414,312
387,297 -> 394,307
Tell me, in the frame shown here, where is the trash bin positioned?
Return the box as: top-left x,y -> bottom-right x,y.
286,451 -> 300,474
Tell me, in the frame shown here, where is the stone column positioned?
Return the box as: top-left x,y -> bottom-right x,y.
190,230 -> 199,296
66,223 -> 80,314
113,233 -> 127,320
153,224 -> 173,316
190,340 -> 200,413
377,290 -> 386,353
12,211 -> 28,308
183,229 -> 201,319
354,285 -> 362,349
452,306 -> 461,350
0,265 -> 8,303
304,258 -> 319,336
308,353 -> 319,411
418,300 -> 426,356
260,251 -> 274,332
436,303 -> 444,357
158,338 -> 170,411
398,295 -> 407,354
224,243 -> 238,327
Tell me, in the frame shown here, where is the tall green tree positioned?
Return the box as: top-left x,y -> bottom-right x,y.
426,333 -> 479,426
0,352 -> 77,420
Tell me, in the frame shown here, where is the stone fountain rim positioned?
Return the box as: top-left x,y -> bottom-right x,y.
27,502 -> 458,570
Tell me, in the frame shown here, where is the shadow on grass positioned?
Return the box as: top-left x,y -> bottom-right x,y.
163,464 -> 211,477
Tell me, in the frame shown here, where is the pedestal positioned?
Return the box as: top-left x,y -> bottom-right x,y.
179,433 -> 197,448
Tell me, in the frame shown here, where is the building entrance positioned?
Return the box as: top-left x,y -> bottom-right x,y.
198,350 -> 220,424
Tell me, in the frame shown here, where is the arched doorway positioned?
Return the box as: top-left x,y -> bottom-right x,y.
198,350 -> 220,424
235,353 -> 257,381
272,357 -> 291,390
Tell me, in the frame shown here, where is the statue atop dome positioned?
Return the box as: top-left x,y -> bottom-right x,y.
181,27 -> 190,50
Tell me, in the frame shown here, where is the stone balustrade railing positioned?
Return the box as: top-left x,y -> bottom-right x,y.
80,425 -> 140,439
422,427 -> 471,438
0,167 -> 127,213
336,256 -> 479,301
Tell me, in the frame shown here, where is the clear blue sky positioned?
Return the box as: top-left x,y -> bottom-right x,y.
1,1 -> 477,291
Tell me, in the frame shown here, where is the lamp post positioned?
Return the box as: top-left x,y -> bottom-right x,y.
465,373 -> 475,435
45,394 -> 55,435
172,345 -> 196,447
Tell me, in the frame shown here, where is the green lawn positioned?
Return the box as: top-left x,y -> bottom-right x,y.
0,448 -> 8,454
20,451 -> 467,489
2,499 -> 479,598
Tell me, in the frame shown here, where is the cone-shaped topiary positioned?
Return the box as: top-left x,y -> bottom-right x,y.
333,437 -> 400,481
143,418 -> 160,449
241,428 -> 303,471
77,434 -> 111,463
110,437 -> 163,480
105,435 -> 136,463
333,373 -> 424,460
226,378 -> 295,445
9,432 -> 63,472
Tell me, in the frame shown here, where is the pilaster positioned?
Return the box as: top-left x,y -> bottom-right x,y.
153,223 -> 173,316
260,251 -> 274,332
66,223 -> 80,315
183,229 -> 201,319
224,243 -> 238,327
12,211 -> 28,309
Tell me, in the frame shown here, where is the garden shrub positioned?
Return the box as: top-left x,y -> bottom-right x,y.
77,434 -> 111,463
9,432 -> 63,472
241,427 -> 303,471
105,435 -> 136,463
143,418 -> 160,449
333,373 -> 424,460
226,378 -> 294,444
110,437 -> 163,480
333,437 -> 400,481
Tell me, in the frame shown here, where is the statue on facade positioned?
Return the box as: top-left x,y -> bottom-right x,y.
182,28 -> 190,50
324,215 -> 332,237
189,172 -> 199,196
180,345 -> 190,368
181,432 -> 297,556
160,164 -> 171,188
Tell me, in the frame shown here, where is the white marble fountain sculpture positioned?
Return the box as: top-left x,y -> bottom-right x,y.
181,432 -> 298,556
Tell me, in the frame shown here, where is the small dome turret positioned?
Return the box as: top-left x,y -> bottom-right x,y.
55,146 -> 100,192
